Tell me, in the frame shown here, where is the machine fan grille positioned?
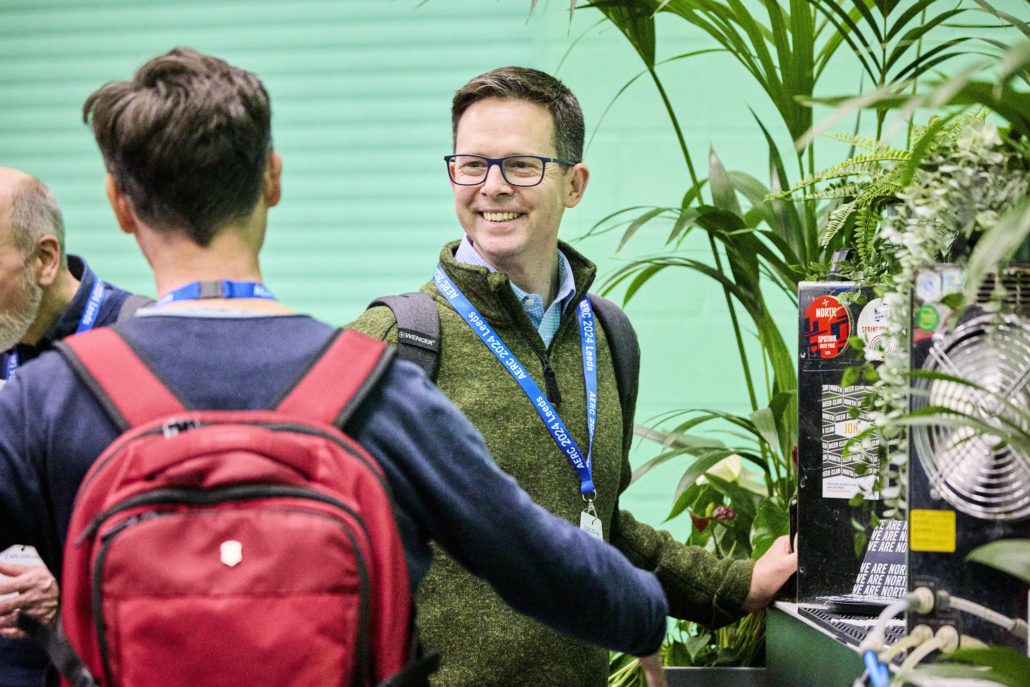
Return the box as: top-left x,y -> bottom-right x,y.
912,314 -> 1030,521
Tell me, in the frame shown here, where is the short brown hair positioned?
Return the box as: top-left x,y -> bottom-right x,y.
83,48 -> 272,246
451,67 -> 584,163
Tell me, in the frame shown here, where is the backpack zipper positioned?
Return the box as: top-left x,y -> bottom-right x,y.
91,487 -> 373,687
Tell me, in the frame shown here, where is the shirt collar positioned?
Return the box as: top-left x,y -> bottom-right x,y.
454,235 -> 576,312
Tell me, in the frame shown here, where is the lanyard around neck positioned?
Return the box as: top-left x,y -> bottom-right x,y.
155,280 -> 276,307
4,279 -> 106,381
433,265 -> 599,498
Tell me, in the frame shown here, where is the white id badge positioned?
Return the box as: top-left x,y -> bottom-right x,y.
0,545 -> 45,601
580,511 -> 604,540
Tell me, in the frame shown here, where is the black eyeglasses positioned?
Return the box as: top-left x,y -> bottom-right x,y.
444,154 -> 577,188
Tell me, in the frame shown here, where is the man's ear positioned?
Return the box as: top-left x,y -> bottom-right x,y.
105,173 -> 139,235
263,151 -> 282,208
31,234 -> 62,288
563,162 -> 590,209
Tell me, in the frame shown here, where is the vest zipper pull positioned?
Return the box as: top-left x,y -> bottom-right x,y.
544,363 -> 562,406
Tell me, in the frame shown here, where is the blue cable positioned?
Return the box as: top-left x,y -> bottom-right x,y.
863,650 -> 889,687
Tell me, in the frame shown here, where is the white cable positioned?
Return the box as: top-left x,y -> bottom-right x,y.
897,626 -> 960,677
949,595 -> 1029,639
879,624 -> 934,663
859,588 -> 935,654
897,636 -> 945,675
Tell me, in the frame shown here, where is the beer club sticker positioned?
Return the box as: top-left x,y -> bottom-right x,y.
804,295 -> 851,359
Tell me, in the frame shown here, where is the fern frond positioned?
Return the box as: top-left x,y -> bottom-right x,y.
819,202 -> 856,247
853,206 -> 881,266
781,154 -> 910,197
823,131 -> 902,156
802,181 -> 870,201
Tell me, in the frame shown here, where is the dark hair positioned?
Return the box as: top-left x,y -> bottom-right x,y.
82,48 -> 272,246
451,66 -> 584,163
9,177 -> 66,263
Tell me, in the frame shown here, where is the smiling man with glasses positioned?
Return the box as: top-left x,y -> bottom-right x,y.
351,66 -> 796,687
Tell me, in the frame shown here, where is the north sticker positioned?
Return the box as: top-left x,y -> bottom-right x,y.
804,295 -> 851,359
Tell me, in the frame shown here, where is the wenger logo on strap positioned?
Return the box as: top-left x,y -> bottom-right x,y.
398,329 -> 439,352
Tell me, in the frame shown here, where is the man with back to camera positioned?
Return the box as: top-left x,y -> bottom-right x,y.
0,48 -> 672,683
349,67 -> 797,687
0,168 -> 149,687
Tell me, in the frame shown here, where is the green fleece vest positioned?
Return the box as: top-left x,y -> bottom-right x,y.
350,240 -> 755,687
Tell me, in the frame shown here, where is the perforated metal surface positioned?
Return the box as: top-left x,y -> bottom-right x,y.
912,313 -> 1030,521
797,605 -> 907,648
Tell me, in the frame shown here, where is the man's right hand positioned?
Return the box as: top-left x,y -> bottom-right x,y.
0,562 -> 59,640
741,535 -> 796,613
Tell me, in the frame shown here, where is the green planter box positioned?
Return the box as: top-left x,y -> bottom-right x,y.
665,667 -> 767,687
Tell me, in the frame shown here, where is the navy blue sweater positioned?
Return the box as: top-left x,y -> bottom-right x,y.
0,312 -> 667,659
0,257 -> 135,687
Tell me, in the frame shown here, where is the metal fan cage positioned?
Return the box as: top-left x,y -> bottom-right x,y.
911,313 -> 1030,521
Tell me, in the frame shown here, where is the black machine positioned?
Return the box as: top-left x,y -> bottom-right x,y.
906,265 -> 1030,651
797,281 -> 894,604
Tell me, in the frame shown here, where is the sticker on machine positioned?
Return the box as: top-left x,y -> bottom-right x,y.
856,298 -> 896,361
804,295 -> 851,359
821,384 -> 880,499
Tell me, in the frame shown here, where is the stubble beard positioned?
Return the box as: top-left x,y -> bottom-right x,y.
0,268 -> 43,351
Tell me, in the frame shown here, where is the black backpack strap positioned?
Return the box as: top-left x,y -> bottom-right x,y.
368,293 -> 441,381
376,649 -> 440,687
17,614 -> 98,687
116,293 -> 155,321
587,293 -> 641,456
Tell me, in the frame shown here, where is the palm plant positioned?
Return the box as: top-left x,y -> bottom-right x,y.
535,0 -> 1027,677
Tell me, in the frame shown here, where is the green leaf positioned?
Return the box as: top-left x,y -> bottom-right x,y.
749,407 -> 781,456
750,498 -> 789,558
593,0 -> 656,68
966,540 -> 1030,584
708,149 -> 743,218
964,199 -> 1030,304
840,365 -> 861,389
619,207 -> 670,250
919,646 -> 1030,687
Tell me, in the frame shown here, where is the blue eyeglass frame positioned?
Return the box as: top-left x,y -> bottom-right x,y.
444,154 -> 578,187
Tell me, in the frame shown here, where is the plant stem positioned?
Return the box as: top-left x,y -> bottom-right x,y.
647,65 -> 760,412
905,7 -> 929,149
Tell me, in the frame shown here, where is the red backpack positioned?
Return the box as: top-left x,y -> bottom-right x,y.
37,327 -> 435,687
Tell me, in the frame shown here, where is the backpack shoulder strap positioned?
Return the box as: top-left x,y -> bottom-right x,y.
116,293 -> 155,321
368,292 -> 441,381
56,328 -> 186,433
276,329 -> 395,427
587,293 -> 640,454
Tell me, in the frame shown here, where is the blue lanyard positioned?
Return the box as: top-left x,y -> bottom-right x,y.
4,279 -> 105,381
155,280 -> 276,307
434,265 -> 599,497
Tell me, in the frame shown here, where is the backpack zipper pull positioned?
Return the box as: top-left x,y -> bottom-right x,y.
162,419 -> 200,438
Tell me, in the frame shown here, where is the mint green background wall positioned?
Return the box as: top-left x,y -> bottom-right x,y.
0,0 -> 908,536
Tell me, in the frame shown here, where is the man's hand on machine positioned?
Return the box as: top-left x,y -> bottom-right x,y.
742,535 -> 797,613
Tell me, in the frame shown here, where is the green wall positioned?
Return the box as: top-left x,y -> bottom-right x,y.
5,0 -> 983,537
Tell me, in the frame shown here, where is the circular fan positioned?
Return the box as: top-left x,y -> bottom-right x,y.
911,313 -> 1030,521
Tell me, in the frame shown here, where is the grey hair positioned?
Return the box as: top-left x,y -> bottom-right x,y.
9,177 -> 66,264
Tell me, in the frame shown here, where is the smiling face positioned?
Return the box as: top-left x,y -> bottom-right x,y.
451,97 -> 588,285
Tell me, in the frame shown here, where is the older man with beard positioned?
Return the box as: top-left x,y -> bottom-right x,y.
0,167 -> 148,687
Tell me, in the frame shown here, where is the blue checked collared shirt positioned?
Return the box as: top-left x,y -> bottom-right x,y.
454,236 -> 576,348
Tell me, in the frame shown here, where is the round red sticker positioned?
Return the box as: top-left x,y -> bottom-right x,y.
804,295 -> 851,359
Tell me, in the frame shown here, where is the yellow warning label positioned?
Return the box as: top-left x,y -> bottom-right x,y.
909,509 -> 956,553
